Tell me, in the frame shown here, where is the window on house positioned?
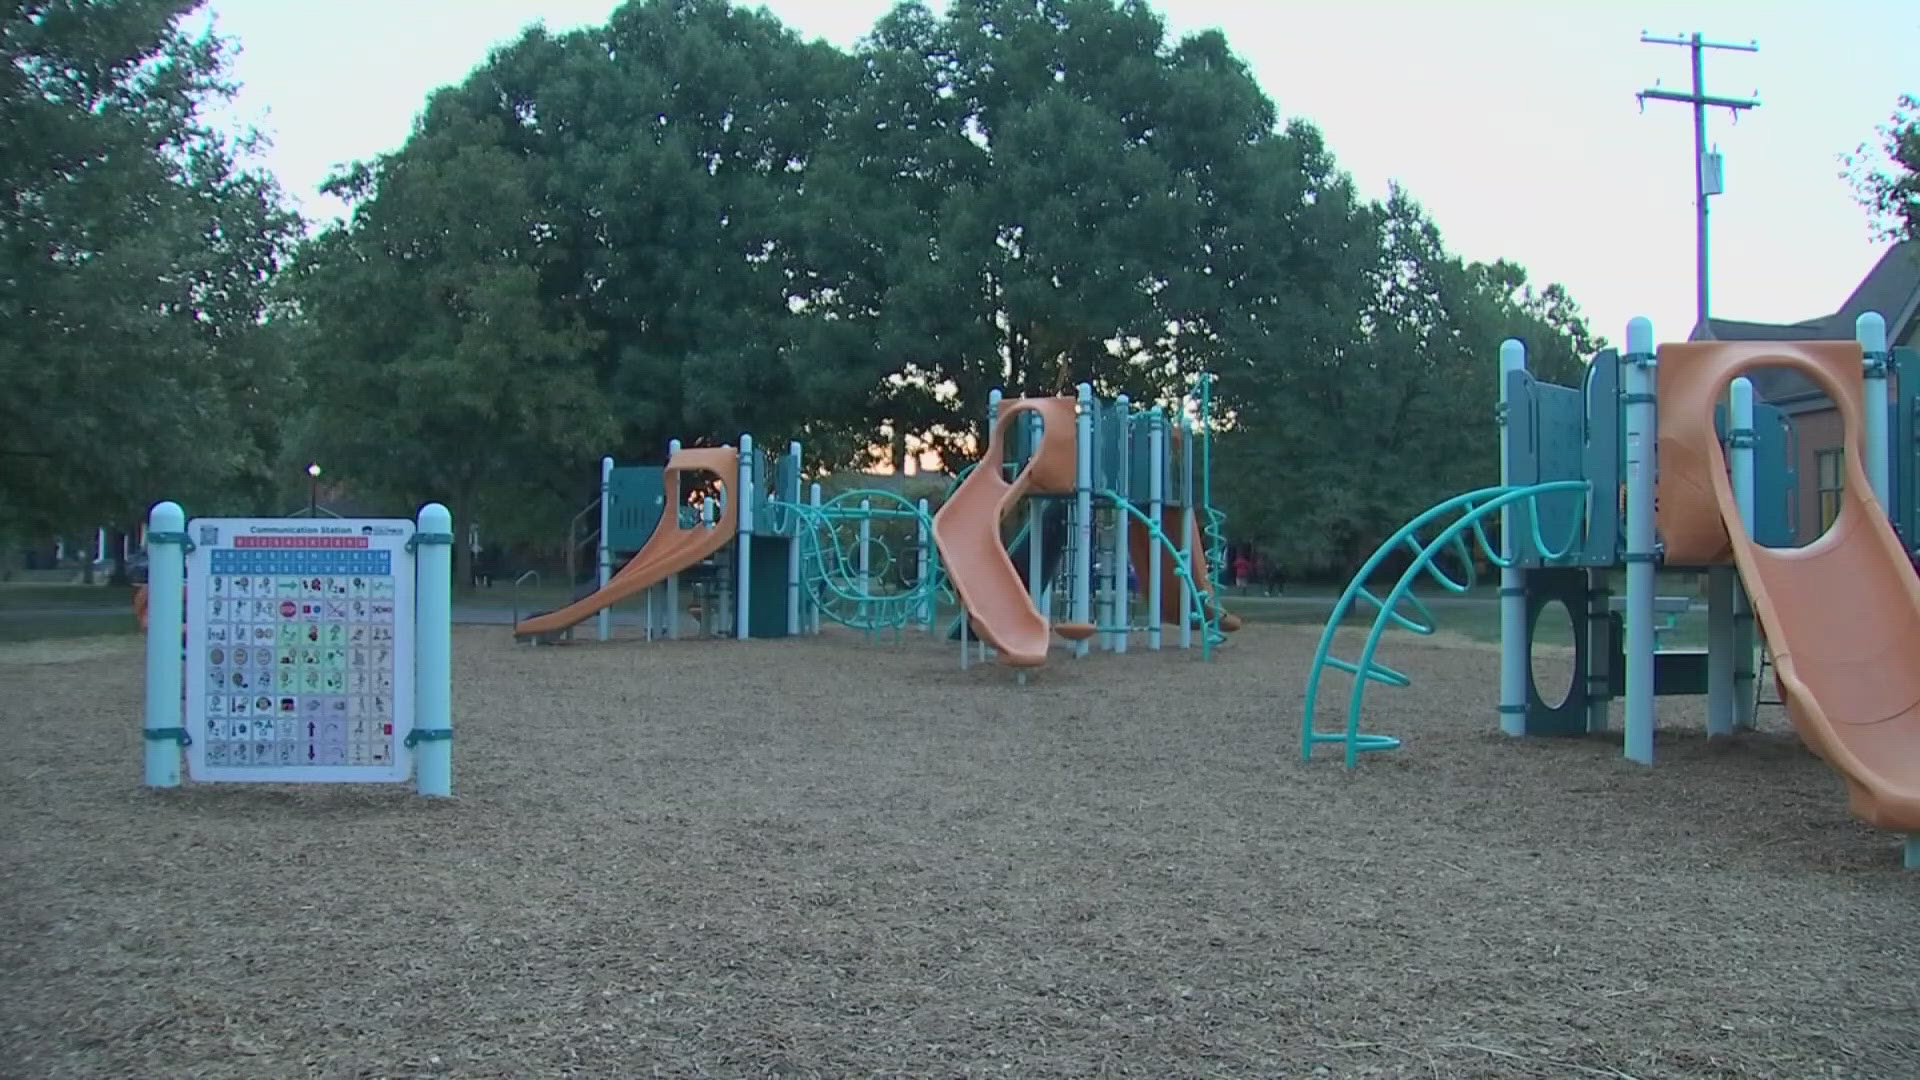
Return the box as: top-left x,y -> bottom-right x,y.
1816,447 -> 1844,532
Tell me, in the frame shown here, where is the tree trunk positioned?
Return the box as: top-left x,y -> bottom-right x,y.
890,424 -> 908,475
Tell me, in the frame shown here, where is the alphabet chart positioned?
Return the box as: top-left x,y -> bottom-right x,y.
183,519 -> 416,783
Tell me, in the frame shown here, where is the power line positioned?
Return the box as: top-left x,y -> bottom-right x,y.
1636,31 -> 1761,333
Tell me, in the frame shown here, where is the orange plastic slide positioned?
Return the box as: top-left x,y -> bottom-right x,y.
932,396 -> 1080,667
1125,511 -> 1241,632
513,446 -> 739,640
1659,340 -> 1920,832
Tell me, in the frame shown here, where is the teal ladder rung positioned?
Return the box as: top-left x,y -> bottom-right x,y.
1322,655 -> 1411,687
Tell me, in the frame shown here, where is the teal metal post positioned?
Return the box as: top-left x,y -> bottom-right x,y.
1111,394 -> 1130,653
1497,339 -> 1527,736
597,456 -> 613,641
1073,384 -> 1094,659
1179,410 -> 1196,651
858,497 -> 871,632
1027,410 -> 1044,612
414,502 -> 454,797
787,441 -> 803,637
809,482 -> 824,634
736,433 -> 754,641
918,497 -> 934,632
143,500 -> 187,788
1706,564 -> 1735,736
666,438 -> 682,640
1148,406 -> 1164,650
1730,377 -> 1757,729
1623,317 -> 1658,765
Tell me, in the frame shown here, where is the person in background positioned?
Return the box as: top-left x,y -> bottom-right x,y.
1232,551 -> 1251,595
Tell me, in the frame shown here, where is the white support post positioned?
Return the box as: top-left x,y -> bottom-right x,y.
736,434 -> 754,641
1179,410 -> 1196,651
918,497 -> 934,632
413,502 -> 454,797
787,441 -> 803,637
597,455 -> 614,642
1623,317 -> 1658,765
809,482 -> 823,634
666,438 -> 682,640
142,501 -> 187,788
1498,339 -> 1528,737
1730,377 -> 1758,730
1861,312 -> 1891,512
1148,406 -> 1165,650
1073,383 -> 1094,659
1111,395 -> 1130,654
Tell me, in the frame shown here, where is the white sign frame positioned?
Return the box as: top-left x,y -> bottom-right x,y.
183,517 -> 416,783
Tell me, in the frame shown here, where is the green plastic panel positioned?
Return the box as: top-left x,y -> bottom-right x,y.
605,466 -> 666,553
1580,351 -> 1621,565
746,535 -> 791,638
1522,568 -> 1594,735
1505,370 -> 1588,567
1895,347 -> 1918,552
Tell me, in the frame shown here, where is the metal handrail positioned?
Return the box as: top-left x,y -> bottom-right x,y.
511,570 -> 542,628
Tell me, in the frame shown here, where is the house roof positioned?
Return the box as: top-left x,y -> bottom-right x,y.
1687,240 -> 1920,408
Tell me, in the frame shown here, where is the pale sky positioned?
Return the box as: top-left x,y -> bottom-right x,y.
194,0 -> 1918,352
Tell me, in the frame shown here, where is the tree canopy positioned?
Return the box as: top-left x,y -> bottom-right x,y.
1845,93 -> 1920,243
0,0 -> 301,542
9,0 -> 1608,579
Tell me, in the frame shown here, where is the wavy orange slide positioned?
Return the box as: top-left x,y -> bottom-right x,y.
514,446 -> 739,640
933,396 -> 1081,667
1659,340 -> 1920,833
1126,510 -> 1241,633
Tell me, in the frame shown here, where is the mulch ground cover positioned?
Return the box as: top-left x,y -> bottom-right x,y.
2,622 -> 1914,1078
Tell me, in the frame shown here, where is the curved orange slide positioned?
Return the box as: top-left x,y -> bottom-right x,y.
1126,511 -> 1241,633
514,446 -> 739,640
933,397 -> 1079,667
1658,340 -> 1920,832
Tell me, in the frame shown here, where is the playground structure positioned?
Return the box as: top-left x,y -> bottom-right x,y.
514,436 -> 942,646
516,375 -> 1240,675
933,377 -> 1240,671
1304,311 -> 1920,864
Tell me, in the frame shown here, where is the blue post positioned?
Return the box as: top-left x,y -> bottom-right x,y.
1147,406 -> 1164,650
1498,339 -> 1527,736
414,503 -> 454,797
1859,312 -> 1890,510
1623,317 -> 1658,765
737,433 -> 754,641
787,441 -> 803,637
597,455 -> 614,642
666,438 -> 682,640
1111,394 -> 1130,653
1073,383 -> 1094,659
1730,377 -> 1757,729
143,500 -> 187,788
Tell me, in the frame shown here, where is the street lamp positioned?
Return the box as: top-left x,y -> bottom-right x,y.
307,463 -> 322,517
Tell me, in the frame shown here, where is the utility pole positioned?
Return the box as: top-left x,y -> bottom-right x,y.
1637,32 -> 1760,334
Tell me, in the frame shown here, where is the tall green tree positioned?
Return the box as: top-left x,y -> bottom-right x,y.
290,0 -> 889,555
845,0 -> 1345,461
0,0 -> 301,558
1211,186 -> 1600,574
